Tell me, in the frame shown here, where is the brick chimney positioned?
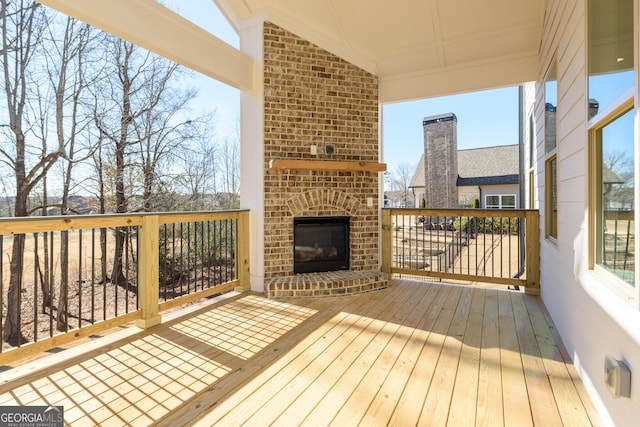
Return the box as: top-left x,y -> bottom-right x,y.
423,113 -> 458,208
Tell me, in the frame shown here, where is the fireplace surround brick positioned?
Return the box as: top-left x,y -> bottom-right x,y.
265,271 -> 388,299
262,21 -> 383,293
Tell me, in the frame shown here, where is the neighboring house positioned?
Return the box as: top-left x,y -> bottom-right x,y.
409,145 -> 520,208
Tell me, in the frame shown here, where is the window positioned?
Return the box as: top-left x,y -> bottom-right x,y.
588,0 -> 633,113
546,156 -> 558,238
544,60 -> 558,240
588,0 -> 635,288
485,195 -> 516,209
592,108 -> 635,286
528,171 -> 535,209
528,111 -> 536,209
528,113 -> 535,169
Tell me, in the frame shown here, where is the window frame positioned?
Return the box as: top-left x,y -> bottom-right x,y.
588,95 -> 635,295
527,108 -> 536,209
545,155 -> 558,240
529,171 -> 535,209
586,0 -> 638,300
544,59 -> 559,242
484,194 -> 517,209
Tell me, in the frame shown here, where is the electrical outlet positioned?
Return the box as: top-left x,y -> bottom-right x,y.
310,145 -> 317,155
367,197 -> 374,207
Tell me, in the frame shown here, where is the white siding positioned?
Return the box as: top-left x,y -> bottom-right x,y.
526,1 -> 640,425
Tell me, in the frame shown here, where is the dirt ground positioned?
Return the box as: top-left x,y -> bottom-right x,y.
1,230 -> 233,353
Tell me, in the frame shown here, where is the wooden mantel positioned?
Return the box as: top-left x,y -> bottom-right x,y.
269,159 -> 387,173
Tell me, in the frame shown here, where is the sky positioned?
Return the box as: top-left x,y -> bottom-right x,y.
165,1 -> 520,176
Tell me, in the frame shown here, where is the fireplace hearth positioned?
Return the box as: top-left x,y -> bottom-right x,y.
294,216 -> 350,274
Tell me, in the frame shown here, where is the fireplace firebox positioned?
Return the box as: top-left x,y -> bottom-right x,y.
293,216 -> 350,274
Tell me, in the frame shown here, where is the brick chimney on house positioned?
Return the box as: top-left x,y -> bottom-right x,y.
423,113 -> 458,208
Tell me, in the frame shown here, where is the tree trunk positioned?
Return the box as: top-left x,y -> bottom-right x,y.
110,42 -> 131,286
56,230 -> 69,331
4,187 -> 28,345
110,139 -> 128,285
38,231 -> 52,312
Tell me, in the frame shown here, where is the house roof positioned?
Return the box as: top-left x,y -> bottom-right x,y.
409,144 -> 519,188
39,0 -> 545,103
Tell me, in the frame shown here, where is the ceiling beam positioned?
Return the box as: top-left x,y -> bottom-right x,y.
39,0 -> 254,91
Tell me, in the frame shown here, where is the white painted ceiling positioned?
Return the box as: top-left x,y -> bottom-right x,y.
217,0 -> 545,101
39,0 -> 546,103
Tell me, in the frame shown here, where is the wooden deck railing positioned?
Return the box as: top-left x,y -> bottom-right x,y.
381,208 -> 540,294
0,210 -> 250,363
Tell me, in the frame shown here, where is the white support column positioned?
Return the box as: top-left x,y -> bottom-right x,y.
239,19 -> 265,291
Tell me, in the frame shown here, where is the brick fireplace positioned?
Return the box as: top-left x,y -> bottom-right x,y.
262,22 -> 388,298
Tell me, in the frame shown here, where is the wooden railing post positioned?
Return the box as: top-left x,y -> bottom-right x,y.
381,209 -> 392,278
136,215 -> 161,329
525,210 -> 540,295
235,211 -> 251,292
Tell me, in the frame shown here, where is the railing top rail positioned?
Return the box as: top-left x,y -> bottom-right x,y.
157,210 -> 248,225
0,210 -> 249,234
384,208 -> 539,218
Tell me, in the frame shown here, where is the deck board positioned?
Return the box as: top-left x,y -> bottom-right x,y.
358,282 -> 441,426
387,283 -> 456,426
511,292 -> 563,426
447,286 -> 484,426
499,290 -> 534,427
476,288 -> 504,426
0,280 -> 601,426
417,286 -> 472,427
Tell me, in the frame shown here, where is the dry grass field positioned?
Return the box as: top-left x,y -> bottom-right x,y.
1,230 -> 138,351
1,225 -> 236,352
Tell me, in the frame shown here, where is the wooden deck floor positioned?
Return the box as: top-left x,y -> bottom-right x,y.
0,279 -> 600,426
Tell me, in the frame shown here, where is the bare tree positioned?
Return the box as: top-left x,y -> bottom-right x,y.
131,60 -> 201,212
217,132 -> 240,209
46,17 -> 100,331
29,75 -> 54,311
91,37 -> 148,286
176,125 -> 217,210
0,3 -> 223,343
604,148 -> 634,211
93,37 -> 210,283
0,0 -> 60,345
389,162 -> 416,207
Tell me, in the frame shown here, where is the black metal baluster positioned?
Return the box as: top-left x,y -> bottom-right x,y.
200,221 -> 205,290
17,234 -> 24,347
161,224 -> 167,302
91,228 -> 96,325
499,217 -> 503,278
207,220 -> 212,288
231,219 -> 236,282
33,233 -> 39,342
135,225 -> 138,309
78,230 -> 83,329
125,227 -> 130,314
224,219 -> 229,283
187,222 -> 192,294
101,227 -> 107,322
49,232 -> 55,336
179,223 -> 184,296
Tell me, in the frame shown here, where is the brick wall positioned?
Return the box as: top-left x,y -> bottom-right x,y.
263,21 -> 380,278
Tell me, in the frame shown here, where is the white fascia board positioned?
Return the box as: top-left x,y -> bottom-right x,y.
39,0 -> 254,91
380,54 -> 539,104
